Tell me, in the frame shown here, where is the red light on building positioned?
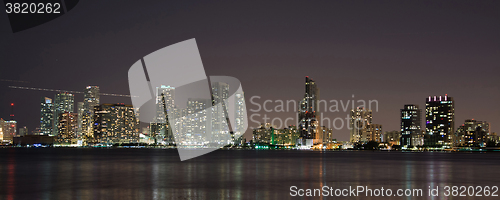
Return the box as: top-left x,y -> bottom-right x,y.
10,103 -> 14,106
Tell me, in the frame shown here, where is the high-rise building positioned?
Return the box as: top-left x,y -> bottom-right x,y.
425,95 -> 454,147
252,123 -> 274,144
274,126 -> 300,145
298,76 -> 320,142
2,119 -> 17,142
253,124 -> 300,146
76,102 -> 84,138
53,93 -> 74,135
234,92 -> 246,138
152,85 -> 175,144
318,126 -> 334,145
350,107 -> 372,143
211,82 -> 230,145
454,119 -> 490,147
93,104 -> 139,144
400,104 -> 422,147
179,98 -> 212,146
57,112 -> 78,144
366,124 -> 382,143
40,97 -> 53,135
82,86 -> 99,138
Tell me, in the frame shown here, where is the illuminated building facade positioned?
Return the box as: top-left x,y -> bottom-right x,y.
298,76 -> 320,141
274,126 -> 300,145
53,93 -> 74,136
425,95 -> 454,147
384,131 -> 401,146
252,124 -> 300,146
40,97 -> 53,135
400,104 -> 421,147
365,124 -> 382,143
454,119 -> 490,147
350,107 -> 372,143
76,102 -> 84,138
234,92 -> 246,138
252,123 -> 273,144
57,112 -> 78,144
318,126 -> 333,145
2,119 -> 17,142
211,82 -> 230,145
150,85 -> 175,144
93,104 -> 139,144
82,86 -> 99,138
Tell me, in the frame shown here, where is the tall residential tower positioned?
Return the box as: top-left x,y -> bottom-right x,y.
400,104 -> 422,147
425,95 -> 454,147
298,76 -> 320,142
53,93 -> 74,135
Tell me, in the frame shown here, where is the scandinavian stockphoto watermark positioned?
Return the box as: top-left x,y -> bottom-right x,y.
289,185 -> 499,197
248,94 -> 378,130
128,38 -> 248,161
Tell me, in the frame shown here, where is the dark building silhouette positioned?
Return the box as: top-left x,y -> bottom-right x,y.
298,76 -> 320,143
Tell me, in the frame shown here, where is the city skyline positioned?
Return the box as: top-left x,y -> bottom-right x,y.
1,1 -> 499,141
0,78 -> 496,148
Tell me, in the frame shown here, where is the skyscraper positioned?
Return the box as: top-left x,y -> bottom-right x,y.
53,93 -> 74,135
2,120 -> 17,142
425,94 -> 454,147
234,92 -> 246,138
211,82 -> 230,145
82,86 -> 99,138
150,85 -> 175,144
93,104 -> 139,144
183,98 -> 212,145
76,102 -> 84,138
349,107 -> 372,143
40,97 -> 53,135
57,112 -> 78,144
298,76 -> 320,142
366,124 -> 382,143
400,104 -> 422,147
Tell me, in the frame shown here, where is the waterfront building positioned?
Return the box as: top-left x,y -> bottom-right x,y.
401,104 -> 422,147
298,76 -> 320,142
2,119 -> 17,142
81,86 -> 99,138
425,95 -> 454,147
211,82 -> 230,145
349,107 -> 372,144
57,112 -> 78,144
52,93 -> 74,135
366,124 -> 382,143
40,97 -> 53,135
93,104 -> 139,144
76,102 -> 84,138
454,119 -> 490,147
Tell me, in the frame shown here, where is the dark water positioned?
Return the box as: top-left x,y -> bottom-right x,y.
0,148 -> 499,200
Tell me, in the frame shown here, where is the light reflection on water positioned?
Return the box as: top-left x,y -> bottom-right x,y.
0,149 -> 499,200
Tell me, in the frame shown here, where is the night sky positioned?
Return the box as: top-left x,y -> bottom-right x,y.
1,0 -> 499,141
